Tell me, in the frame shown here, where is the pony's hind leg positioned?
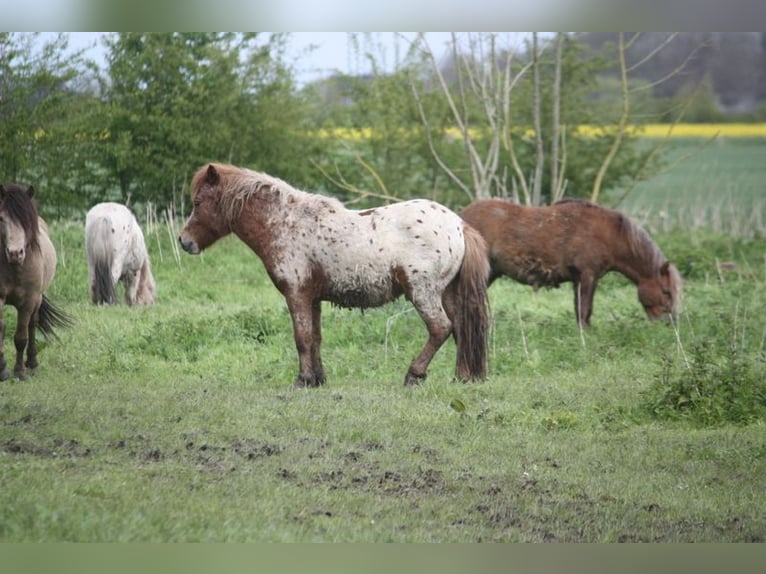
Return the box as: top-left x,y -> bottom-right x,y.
404,298 -> 452,386
122,271 -> 138,306
24,309 -> 39,373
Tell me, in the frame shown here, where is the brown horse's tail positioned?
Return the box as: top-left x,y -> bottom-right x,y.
453,224 -> 490,381
37,295 -> 74,339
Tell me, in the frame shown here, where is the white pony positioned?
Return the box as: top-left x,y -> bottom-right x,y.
85,202 -> 156,305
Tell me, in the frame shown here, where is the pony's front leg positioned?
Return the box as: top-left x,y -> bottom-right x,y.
0,303 -> 8,381
574,275 -> 598,328
286,293 -> 325,388
11,308 -> 32,380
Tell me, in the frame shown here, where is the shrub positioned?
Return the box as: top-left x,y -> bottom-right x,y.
644,341 -> 766,426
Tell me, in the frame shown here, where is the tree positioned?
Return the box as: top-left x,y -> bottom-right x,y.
308,34 -> 460,205
0,33 -> 96,214
98,33 -> 320,208
409,32 -> 703,208
99,33 -> 243,206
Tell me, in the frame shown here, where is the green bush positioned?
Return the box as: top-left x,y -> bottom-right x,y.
644,341 -> 766,426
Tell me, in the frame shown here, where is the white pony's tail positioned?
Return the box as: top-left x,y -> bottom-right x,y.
86,217 -> 116,305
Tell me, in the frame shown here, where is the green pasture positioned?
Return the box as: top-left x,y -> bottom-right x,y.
621,137 -> 766,237
1,137 -> 765,542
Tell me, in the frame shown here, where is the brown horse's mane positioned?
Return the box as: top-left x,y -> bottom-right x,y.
0,183 -> 39,248
191,163 -> 341,226
555,197 -> 666,273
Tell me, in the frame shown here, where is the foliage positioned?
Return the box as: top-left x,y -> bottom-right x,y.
1,32 -> 764,218
0,33 -> 99,214
308,65 -> 462,205
398,33 -> 663,205
644,343 -> 766,426
96,33 -> 323,208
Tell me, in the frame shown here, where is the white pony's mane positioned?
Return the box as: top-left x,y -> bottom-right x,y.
205,164 -> 343,224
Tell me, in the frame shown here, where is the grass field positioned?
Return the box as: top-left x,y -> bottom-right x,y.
1,138 -> 765,542
621,137 -> 766,237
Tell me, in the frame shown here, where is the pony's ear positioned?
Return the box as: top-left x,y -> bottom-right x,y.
27,186 -> 35,198
0,185 -> 5,199
205,164 -> 220,185
660,261 -> 670,275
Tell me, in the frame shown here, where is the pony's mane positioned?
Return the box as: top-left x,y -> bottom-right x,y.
556,198 -> 666,272
0,183 -> 39,247
192,163 -> 335,225
556,197 -> 682,310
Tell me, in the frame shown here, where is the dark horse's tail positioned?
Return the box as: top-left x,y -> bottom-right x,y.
37,295 -> 74,338
453,224 -> 490,381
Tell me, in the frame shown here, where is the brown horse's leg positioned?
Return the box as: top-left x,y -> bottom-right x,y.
574,276 -> 597,327
286,292 -> 324,388
0,302 -> 8,381
405,298 -> 452,386
442,285 -> 468,380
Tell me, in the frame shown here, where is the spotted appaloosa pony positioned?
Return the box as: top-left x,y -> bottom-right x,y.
460,198 -> 682,327
85,202 -> 156,306
0,183 -> 71,380
179,163 -> 490,387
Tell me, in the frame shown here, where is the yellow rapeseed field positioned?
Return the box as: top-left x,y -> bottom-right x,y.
577,123 -> 766,138
319,124 -> 766,140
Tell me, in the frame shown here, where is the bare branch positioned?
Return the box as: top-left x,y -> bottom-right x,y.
591,32 -> 629,204
629,39 -> 710,93
626,33 -> 678,73
549,33 -> 564,202
531,33 -> 544,206
312,156 -> 403,205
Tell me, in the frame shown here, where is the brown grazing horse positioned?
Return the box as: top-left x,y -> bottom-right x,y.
179,163 -> 490,387
460,198 -> 682,327
0,183 -> 71,380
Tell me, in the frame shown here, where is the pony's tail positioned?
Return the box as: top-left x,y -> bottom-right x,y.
37,295 -> 74,339
454,224 -> 490,381
87,218 -> 116,304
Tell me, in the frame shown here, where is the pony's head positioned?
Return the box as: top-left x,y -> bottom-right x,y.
0,183 -> 39,265
637,261 -> 683,322
178,164 -> 231,254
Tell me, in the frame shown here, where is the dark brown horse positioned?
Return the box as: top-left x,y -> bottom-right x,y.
0,183 -> 71,380
460,198 -> 682,327
179,163 -> 490,387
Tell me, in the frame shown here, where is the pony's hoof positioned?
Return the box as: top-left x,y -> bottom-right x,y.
404,373 -> 426,386
0,368 -> 10,382
293,376 -> 325,388
13,370 -> 27,381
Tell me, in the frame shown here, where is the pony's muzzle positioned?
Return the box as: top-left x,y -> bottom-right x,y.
178,234 -> 200,255
5,246 -> 25,264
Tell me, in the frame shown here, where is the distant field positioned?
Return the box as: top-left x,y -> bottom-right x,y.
620,137 -> 766,238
